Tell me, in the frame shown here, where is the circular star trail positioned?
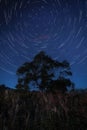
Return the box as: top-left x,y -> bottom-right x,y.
0,0 -> 87,88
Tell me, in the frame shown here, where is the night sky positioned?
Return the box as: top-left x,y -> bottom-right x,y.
0,0 -> 87,89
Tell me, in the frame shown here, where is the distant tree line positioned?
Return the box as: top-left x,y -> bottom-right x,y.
16,51 -> 74,92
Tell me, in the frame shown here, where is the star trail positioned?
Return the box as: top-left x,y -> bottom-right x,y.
0,0 -> 87,88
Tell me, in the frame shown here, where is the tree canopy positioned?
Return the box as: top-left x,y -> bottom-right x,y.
16,51 -> 74,92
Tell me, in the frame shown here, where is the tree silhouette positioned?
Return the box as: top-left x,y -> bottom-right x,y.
16,51 -> 74,92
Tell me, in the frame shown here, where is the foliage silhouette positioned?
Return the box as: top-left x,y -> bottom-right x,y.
16,51 -> 74,92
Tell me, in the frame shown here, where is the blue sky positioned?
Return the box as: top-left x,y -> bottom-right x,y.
0,0 -> 87,89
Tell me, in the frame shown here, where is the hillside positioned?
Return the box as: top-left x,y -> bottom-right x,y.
0,85 -> 87,130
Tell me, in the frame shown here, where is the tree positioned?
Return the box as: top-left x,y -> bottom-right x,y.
47,77 -> 74,93
16,51 -> 74,92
